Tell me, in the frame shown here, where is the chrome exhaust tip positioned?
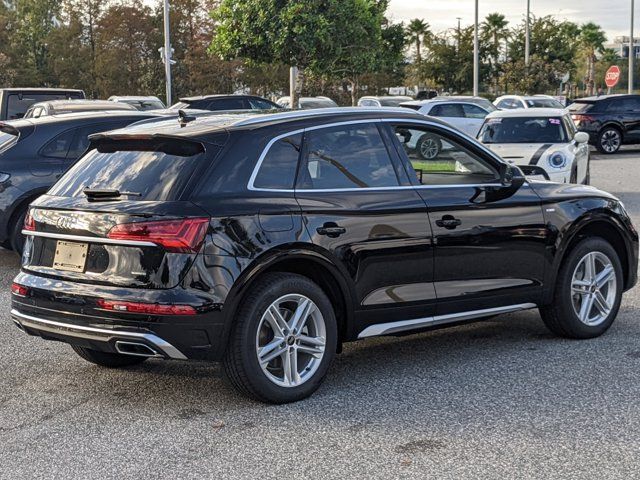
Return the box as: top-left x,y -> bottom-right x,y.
115,341 -> 162,358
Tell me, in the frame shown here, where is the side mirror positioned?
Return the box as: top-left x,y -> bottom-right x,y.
499,162 -> 514,186
574,132 -> 589,144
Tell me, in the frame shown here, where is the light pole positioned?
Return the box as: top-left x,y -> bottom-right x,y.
524,0 -> 531,67
630,0 -> 635,94
162,0 -> 173,106
473,0 -> 479,96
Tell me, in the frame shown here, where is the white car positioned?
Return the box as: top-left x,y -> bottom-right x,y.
478,108 -> 590,184
357,96 -> 413,107
494,95 -> 565,110
276,96 -> 338,109
400,98 -> 492,137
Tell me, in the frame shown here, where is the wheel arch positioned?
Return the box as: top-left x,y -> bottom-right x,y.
5,189 -> 47,240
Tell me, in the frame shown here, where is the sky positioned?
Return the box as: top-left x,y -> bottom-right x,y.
387,0 -> 633,41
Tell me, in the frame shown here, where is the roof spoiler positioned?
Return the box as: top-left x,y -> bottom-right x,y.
87,134 -> 205,157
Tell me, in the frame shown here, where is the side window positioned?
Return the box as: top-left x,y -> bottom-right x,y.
391,124 -> 499,186
497,99 -> 512,109
462,104 -> 487,119
40,129 -> 76,159
430,103 -> 464,118
300,123 -> 399,189
66,122 -> 124,159
253,133 -> 302,189
208,98 -> 248,110
248,98 -> 276,110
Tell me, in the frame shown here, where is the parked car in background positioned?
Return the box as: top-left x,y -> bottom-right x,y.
276,96 -> 338,109
23,100 -> 135,118
478,108 -> 590,184
169,94 -> 281,112
357,96 -> 413,107
400,98 -> 492,139
494,95 -> 565,110
429,95 -> 497,113
0,88 -> 85,120
568,94 -> 640,154
11,108 -> 638,404
0,110 -> 159,252
108,95 -> 166,111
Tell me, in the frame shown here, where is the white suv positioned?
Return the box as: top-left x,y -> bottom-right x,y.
400,99 -> 492,137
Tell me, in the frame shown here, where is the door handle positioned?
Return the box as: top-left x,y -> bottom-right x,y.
435,215 -> 462,230
317,223 -> 346,237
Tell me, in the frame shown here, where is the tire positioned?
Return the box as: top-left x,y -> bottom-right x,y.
540,237 -> 623,339
223,272 -> 337,404
71,344 -> 148,368
9,208 -> 26,255
596,127 -> 622,154
416,134 -> 442,160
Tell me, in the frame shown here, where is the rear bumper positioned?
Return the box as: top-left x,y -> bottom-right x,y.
12,309 -> 187,359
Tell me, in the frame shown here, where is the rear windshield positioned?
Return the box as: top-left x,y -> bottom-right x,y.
301,99 -> 338,108
479,117 -> 568,144
379,98 -> 411,107
7,92 -> 84,119
525,98 -> 564,108
567,102 -> 594,113
399,104 -> 422,111
49,142 -> 206,201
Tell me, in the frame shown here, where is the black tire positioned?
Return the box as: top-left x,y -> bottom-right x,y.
416,134 -> 442,160
223,272 -> 337,404
596,127 -> 622,154
9,208 -> 26,254
71,344 -> 148,368
540,237 -> 623,339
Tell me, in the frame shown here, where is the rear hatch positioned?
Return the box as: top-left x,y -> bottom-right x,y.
22,136 -> 220,289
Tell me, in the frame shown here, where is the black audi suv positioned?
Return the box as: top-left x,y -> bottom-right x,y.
569,94 -> 640,154
11,108 -> 638,403
0,110 -> 159,253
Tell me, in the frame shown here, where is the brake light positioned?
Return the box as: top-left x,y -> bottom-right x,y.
571,114 -> 595,123
107,217 -> 209,253
97,299 -> 197,315
11,282 -> 29,297
23,211 -> 35,231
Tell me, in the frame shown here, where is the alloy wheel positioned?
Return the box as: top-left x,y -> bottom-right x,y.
255,294 -> 327,387
600,130 -> 621,153
419,137 -> 439,159
570,251 -> 617,326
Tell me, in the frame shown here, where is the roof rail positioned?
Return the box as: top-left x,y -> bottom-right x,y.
233,107 -> 421,127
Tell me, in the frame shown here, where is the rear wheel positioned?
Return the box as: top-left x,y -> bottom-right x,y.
416,134 -> 442,160
9,208 -> 26,254
540,238 -> 622,339
71,345 -> 148,368
223,272 -> 337,404
596,127 -> 622,154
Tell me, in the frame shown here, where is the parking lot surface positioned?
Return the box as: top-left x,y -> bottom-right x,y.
2,149 -> 640,479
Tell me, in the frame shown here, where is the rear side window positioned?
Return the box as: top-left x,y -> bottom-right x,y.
606,97 -> 640,112
40,129 -> 75,158
207,98 -> 248,110
299,123 -> 399,189
253,134 -> 302,189
462,104 -> 487,119
49,141 -> 206,201
430,104 -> 465,118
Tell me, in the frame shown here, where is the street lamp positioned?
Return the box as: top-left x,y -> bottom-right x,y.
630,0 -> 635,94
525,0 -> 530,67
473,0 -> 479,96
162,0 -> 173,106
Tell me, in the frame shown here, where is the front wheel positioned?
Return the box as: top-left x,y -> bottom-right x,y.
596,127 -> 622,154
223,273 -> 337,404
540,238 -> 623,339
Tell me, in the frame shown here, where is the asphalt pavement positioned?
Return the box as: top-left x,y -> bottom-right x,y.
1,149 -> 640,479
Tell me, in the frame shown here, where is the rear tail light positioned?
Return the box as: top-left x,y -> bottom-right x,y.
571,114 -> 594,123
96,299 -> 197,315
11,282 -> 29,297
23,211 -> 35,231
107,217 -> 209,253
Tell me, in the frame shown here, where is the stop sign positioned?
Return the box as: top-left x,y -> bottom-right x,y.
605,65 -> 621,88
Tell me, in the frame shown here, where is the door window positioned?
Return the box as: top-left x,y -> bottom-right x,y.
391,124 -> 499,185
300,123 -> 400,189
429,103 -> 465,118
462,104 -> 488,119
253,134 -> 302,189
496,99 -> 514,109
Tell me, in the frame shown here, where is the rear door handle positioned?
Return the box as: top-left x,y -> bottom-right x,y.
435,216 -> 462,230
317,224 -> 346,237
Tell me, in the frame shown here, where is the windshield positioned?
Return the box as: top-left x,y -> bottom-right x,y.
49,143 -> 206,201
479,117 -> 569,144
525,98 -> 564,108
7,92 -> 83,119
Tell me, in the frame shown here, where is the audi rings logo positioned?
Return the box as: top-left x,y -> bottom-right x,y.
56,216 -> 77,230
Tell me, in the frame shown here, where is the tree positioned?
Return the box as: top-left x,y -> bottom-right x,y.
482,13 -> 508,93
406,18 -> 430,63
580,22 -> 607,95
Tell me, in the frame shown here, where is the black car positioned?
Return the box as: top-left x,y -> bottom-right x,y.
169,94 -> 281,112
0,110 -> 159,252
0,88 -> 85,120
569,94 -> 640,154
11,108 -> 638,404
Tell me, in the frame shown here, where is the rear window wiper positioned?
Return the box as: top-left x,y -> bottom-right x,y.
83,188 -> 141,200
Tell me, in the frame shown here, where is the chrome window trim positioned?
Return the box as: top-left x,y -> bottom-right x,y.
357,303 -> 537,338
248,117 -> 513,193
22,230 -> 157,247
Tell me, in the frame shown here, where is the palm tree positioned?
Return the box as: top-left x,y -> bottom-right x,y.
482,13 -> 509,94
406,19 -> 430,63
580,22 -> 607,95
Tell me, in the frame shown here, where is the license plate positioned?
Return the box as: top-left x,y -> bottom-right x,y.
53,241 -> 88,272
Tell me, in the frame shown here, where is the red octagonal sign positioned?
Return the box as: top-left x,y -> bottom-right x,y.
605,65 -> 621,88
